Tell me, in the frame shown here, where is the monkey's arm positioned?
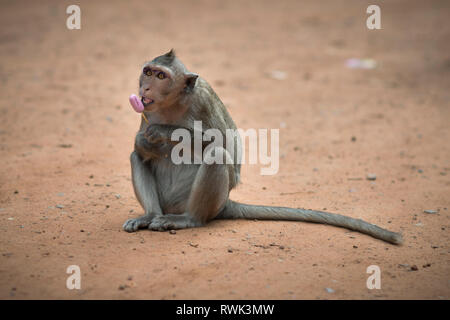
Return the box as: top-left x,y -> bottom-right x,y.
145,123 -> 215,150
135,124 -> 211,161
134,131 -> 165,161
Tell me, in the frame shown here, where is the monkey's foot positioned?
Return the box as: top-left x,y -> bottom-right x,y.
148,214 -> 202,231
123,215 -> 153,232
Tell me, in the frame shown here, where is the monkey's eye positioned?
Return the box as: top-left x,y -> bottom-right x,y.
157,72 -> 166,80
143,67 -> 152,76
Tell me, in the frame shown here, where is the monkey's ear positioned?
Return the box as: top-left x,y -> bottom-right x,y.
184,73 -> 198,92
165,49 -> 175,58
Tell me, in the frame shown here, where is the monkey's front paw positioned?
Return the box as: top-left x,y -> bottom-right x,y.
148,216 -> 175,231
123,216 -> 152,232
144,125 -> 168,144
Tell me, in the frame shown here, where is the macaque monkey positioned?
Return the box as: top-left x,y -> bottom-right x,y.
123,50 -> 403,245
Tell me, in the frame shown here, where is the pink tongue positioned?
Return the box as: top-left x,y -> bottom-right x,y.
129,94 -> 144,113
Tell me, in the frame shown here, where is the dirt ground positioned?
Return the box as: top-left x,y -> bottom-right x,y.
0,0 -> 449,300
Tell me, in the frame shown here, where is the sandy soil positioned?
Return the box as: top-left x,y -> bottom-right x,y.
0,0 -> 449,300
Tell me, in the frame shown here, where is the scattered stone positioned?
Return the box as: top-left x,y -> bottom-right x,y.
269,70 -> 287,80
227,249 -> 233,253
423,210 -> 438,214
431,245 -> 439,249
345,58 -> 377,69
57,144 -> 72,148
325,288 -> 335,293
14,190 -> 19,194
351,136 -> 357,142
169,230 -> 176,235
188,242 -> 199,248
118,284 -> 128,290
422,263 -> 431,268
366,173 -> 377,181
127,276 -> 133,281
115,194 -> 121,199
55,204 -> 64,209
89,175 -> 94,179
57,193 -> 64,197
7,217 -> 14,221
353,245 -> 358,249
410,265 -> 418,271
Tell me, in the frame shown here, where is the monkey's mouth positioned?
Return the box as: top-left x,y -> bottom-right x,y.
141,97 -> 154,106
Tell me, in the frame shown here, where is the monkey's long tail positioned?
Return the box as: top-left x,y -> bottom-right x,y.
217,200 -> 403,245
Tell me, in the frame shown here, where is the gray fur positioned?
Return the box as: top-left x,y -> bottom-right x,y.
123,50 -> 403,245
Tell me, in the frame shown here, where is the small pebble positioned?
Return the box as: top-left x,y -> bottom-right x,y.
269,70 -> 287,80
410,265 -> 418,271
366,173 -> 377,181
169,230 -> 176,235
56,204 -> 64,209
325,288 -> 335,293
423,210 -> 438,214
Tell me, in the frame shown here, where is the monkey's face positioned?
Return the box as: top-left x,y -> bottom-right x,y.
138,50 -> 199,112
138,64 -> 182,111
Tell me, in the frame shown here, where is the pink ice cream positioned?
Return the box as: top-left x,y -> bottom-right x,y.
129,94 -> 144,113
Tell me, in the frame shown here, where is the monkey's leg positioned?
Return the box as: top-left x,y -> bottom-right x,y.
149,147 -> 234,231
123,151 -> 163,232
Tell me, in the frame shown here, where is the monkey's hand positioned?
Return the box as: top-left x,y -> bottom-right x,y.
134,132 -> 163,161
144,124 -> 178,145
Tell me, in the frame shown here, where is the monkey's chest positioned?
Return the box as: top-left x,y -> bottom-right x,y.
151,159 -> 200,214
